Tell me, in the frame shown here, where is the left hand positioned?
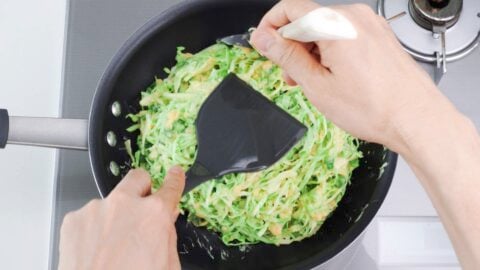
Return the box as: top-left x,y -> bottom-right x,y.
58,167 -> 185,270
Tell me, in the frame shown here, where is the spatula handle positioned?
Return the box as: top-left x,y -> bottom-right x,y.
277,7 -> 357,42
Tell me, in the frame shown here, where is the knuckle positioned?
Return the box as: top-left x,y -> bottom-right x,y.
85,198 -> 101,209
375,15 -> 391,30
278,44 -> 297,68
109,188 -> 131,202
127,168 -> 151,183
377,15 -> 388,25
61,211 -> 80,234
62,212 -> 75,226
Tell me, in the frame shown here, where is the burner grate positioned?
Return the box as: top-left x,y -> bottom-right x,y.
378,0 -> 480,82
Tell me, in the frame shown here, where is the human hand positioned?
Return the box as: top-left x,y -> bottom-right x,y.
58,167 -> 185,270
250,0 -> 456,153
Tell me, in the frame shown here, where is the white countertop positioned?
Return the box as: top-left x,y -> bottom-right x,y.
0,0 -> 65,269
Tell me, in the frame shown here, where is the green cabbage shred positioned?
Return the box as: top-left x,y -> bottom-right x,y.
128,43 -> 362,246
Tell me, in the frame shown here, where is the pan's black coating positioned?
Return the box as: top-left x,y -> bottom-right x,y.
89,0 -> 397,269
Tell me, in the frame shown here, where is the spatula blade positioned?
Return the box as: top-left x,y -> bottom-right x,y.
185,73 -> 307,193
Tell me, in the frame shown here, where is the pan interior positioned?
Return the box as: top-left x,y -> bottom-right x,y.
89,0 -> 397,269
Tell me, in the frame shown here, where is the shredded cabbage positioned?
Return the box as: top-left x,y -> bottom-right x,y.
128,43 -> 362,246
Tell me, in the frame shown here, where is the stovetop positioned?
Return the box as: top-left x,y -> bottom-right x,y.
49,0 -> 480,269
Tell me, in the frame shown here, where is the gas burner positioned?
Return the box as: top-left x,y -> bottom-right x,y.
378,0 -> 480,82
409,0 -> 462,29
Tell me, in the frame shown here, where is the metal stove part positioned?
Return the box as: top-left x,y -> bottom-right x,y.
409,0 -> 462,29
386,11 -> 407,23
409,0 -> 462,79
378,0 -> 480,83
433,24 -> 448,78
429,0 -> 451,9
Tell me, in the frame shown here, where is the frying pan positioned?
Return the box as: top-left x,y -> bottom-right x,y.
0,0 -> 397,268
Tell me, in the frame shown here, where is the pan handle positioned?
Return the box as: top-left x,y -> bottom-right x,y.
0,109 -> 88,150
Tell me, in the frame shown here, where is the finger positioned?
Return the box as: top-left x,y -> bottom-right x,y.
153,166 -> 186,212
251,26 -> 325,86
257,0 -> 320,29
310,45 -> 320,56
251,0 -> 318,54
168,228 -> 181,270
282,72 -> 297,86
251,0 -> 329,86
113,168 -> 152,197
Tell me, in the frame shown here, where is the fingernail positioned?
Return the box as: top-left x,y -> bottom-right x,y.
251,28 -> 275,53
169,165 -> 184,176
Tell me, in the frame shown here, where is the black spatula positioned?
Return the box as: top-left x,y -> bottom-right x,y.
184,73 -> 307,193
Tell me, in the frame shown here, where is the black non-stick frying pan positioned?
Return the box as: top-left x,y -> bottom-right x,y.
0,0 -> 397,269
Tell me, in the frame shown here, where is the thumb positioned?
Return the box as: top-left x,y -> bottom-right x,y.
154,166 -> 186,213
250,27 -> 320,85
113,168 -> 152,197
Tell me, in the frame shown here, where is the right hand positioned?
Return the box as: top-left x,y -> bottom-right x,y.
250,0 -> 456,152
